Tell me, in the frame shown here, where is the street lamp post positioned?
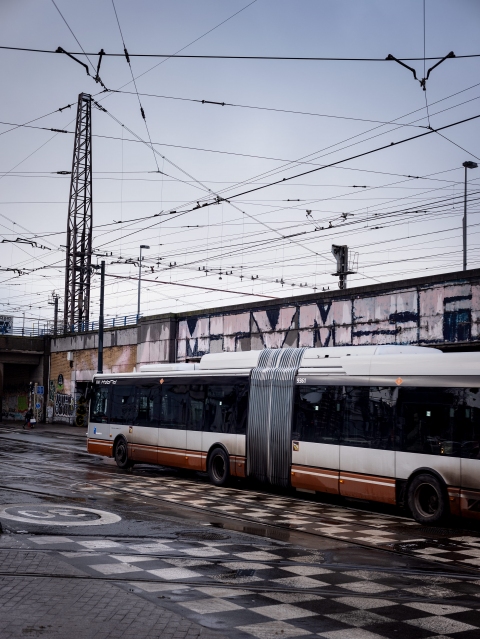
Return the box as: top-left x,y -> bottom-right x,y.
91,261 -> 105,374
137,245 -> 150,319
463,161 -> 478,271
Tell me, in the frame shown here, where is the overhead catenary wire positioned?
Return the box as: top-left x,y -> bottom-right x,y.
193,113 -> 480,206
2,177 -> 477,276
2,164 -> 468,292
107,272 -> 278,298
86,111 -> 480,246
2,44 -> 480,61
106,90 -> 428,129
3,78 -> 479,211
69,85 -> 475,248
1,33 -> 478,312
110,0 -> 159,172
3,87 -> 480,151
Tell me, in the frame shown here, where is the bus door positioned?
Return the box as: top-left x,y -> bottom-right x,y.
339,386 -> 396,504
110,382 -> 137,452
459,388 -> 480,518
88,384 -> 112,456
396,387 -> 461,507
203,382 -> 246,477
130,383 -> 159,464
158,382 -> 187,468
291,385 -> 341,494
185,384 -> 206,471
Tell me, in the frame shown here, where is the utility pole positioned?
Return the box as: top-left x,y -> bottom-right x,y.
48,293 -> 60,335
64,93 -> 93,332
463,161 -> 478,271
331,245 -> 357,290
97,261 -> 105,374
54,295 -> 59,335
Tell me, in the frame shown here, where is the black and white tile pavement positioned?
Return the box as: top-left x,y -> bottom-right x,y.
76,474 -> 480,570
27,534 -> 480,639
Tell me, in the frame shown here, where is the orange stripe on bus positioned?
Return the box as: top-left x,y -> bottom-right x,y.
339,471 -> 396,504
291,464 -> 339,495
87,439 -> 113,457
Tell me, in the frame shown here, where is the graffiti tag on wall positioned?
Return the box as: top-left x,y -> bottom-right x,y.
176,281 -> 480,360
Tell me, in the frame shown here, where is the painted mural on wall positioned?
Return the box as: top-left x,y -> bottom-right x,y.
176,281 -> 480,360
1,393 -> 29,421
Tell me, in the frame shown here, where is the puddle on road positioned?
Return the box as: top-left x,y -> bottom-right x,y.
176,530 -> 230,541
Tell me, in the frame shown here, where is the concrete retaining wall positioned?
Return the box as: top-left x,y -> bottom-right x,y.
176,269 -> 480,360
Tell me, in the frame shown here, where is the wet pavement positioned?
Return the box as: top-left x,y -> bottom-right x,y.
2,424 -> 480,638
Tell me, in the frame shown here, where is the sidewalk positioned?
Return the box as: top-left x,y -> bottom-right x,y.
0,421 -> 86,438
0,542 -> 222,639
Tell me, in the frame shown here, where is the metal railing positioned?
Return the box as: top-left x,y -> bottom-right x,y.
0,313 -> 142,337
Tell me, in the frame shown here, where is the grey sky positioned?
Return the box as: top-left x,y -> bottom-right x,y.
1,0 -> 479,329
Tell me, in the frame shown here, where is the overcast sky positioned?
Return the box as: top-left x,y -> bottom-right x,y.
1,0 -> 479,329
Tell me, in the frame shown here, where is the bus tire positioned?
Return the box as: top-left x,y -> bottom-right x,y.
208,448 -> 230,486
407,473 -> 448,525
114,437 -> 133,470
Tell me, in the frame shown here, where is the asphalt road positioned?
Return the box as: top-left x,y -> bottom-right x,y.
1,423 -> 480,639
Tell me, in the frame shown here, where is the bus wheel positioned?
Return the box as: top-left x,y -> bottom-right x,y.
408,473 -> 447,525
208,448 -> 230,486
114,437 -> 133,470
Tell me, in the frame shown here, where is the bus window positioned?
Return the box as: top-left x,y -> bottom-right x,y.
189,385 -> 206,431
293,386 -> 342,444
342,387 -> 371,447
111,385 -> 137,424
236,382 -> 249,435
458,388 -> 480,459
136,385 -> 160,427
90,386 -> 110,423
368,387 -> 397,450
397,387 -> 463,456
205,384 -> 240,434
161,384 -> 188,429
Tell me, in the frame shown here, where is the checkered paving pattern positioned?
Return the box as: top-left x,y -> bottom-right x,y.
77,474 -> 480,570
28,534 -> 480,639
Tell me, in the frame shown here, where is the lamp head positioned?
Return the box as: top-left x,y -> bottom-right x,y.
463,161 -> 478,169
140,245 -> 150,249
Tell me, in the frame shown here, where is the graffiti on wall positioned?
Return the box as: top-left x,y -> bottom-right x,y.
1,394 -> 28,421
176,282 -> 480,360
54,393 -> 74,423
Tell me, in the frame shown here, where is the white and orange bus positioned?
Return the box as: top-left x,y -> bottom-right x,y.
87,345 -> 480,524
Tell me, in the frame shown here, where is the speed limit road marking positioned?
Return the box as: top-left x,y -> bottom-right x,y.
0,504 -> 121,526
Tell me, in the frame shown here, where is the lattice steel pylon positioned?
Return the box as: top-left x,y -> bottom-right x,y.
64,93 -> 93,331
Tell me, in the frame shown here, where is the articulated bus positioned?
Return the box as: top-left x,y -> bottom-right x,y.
87,345 -> 480,525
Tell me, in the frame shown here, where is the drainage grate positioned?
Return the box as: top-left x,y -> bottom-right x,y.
175,530 -> 230,541
235,569 -> 255,577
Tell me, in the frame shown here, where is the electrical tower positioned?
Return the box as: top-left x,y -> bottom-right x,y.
64,93 -> 93,331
